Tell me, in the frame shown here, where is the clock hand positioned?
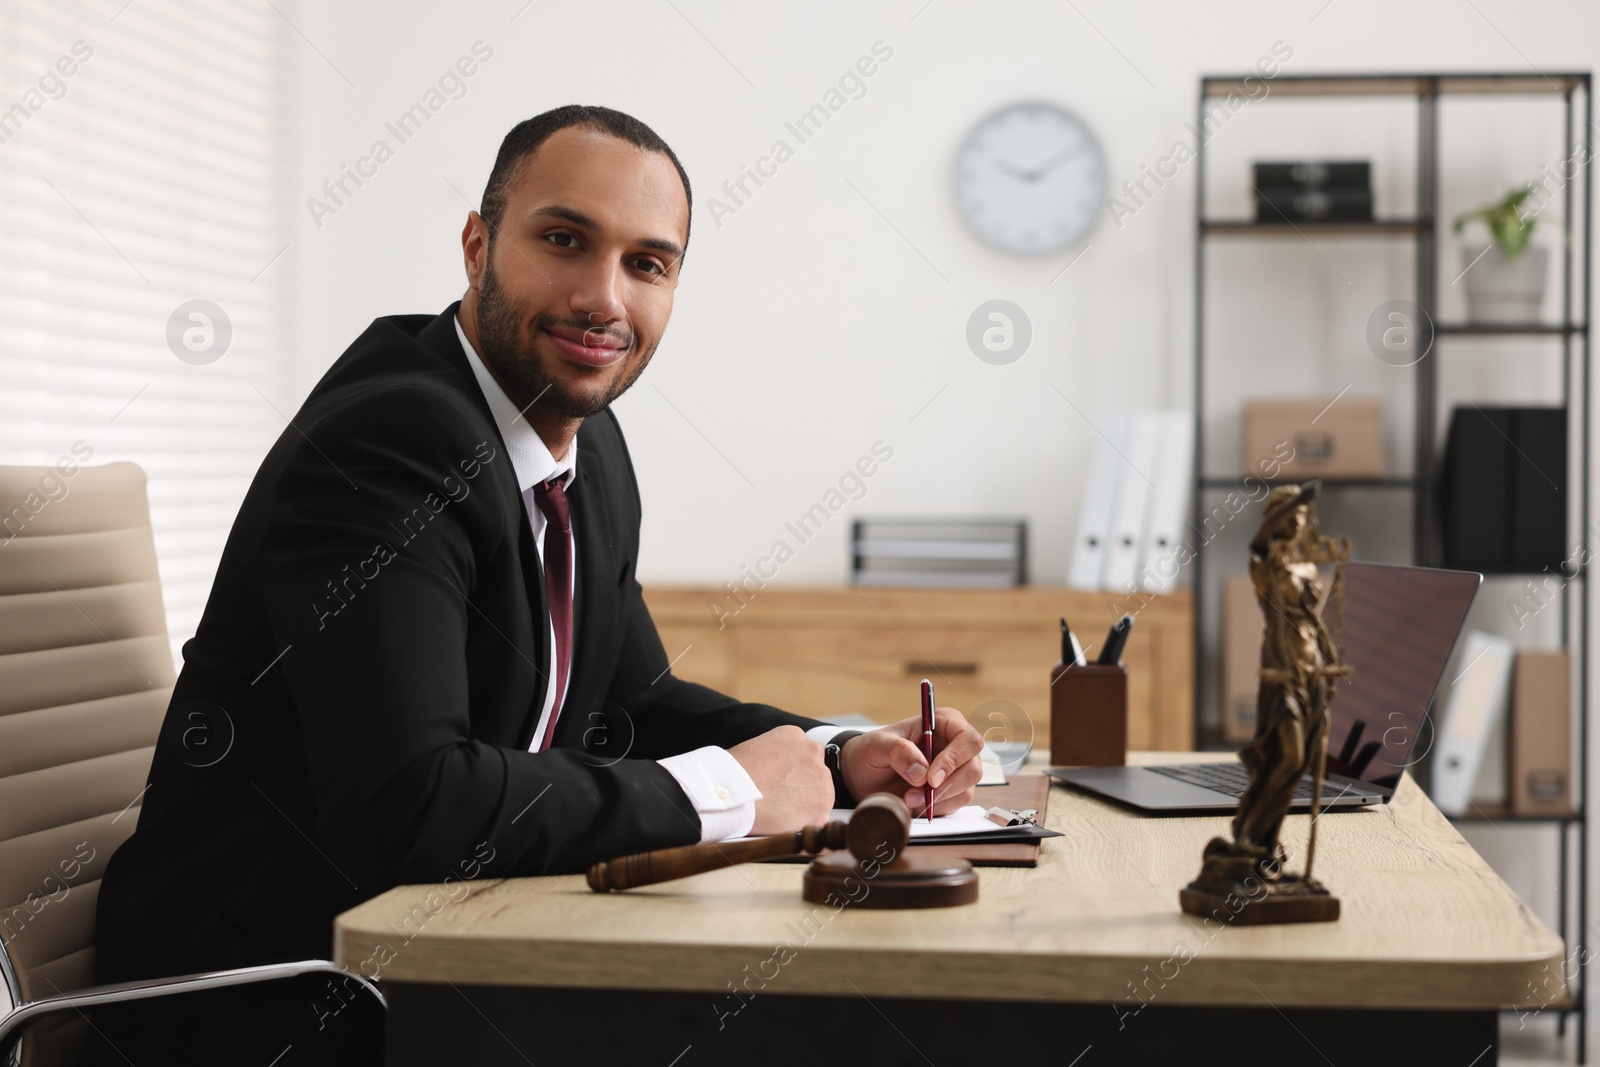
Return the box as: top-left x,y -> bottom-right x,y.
1022,144 -> 1085,182
990,158 -> 1032,180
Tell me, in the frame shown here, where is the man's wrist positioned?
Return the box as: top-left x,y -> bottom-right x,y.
658,745 -> 763,842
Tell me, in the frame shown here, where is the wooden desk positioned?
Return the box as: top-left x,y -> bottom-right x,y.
335,753 -> 1564,1065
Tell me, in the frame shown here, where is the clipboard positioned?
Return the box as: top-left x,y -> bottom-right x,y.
763,774 -> 1056,869
916,774 -> 1055,867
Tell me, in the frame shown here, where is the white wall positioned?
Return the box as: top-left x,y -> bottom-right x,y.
286,0 -> 1597,591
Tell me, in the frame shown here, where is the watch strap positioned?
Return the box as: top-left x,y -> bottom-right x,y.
824,729 -> 865,809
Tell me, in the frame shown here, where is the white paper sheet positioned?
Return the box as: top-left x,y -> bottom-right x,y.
828,804 -> 999,838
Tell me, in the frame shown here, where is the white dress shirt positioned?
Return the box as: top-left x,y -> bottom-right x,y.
455,314 -> 849,840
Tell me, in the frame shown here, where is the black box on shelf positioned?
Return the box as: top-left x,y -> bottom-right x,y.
1252,161 -> 1371,188
1253,186 -> 1374,223
1251,160 -> 1374,223
1442,406 -> 1567,572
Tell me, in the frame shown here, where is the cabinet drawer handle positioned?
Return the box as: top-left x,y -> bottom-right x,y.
905,661 -> 979,676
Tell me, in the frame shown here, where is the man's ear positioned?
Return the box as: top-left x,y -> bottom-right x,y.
462,211 -> 489,290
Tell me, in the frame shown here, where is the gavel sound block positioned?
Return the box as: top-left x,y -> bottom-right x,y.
587,793 -> 978,909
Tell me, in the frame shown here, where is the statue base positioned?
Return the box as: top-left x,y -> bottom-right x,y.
1179,883 -> 1340,925
1179,837 -> 1340,926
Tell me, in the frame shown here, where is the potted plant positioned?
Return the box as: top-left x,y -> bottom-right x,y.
1452,184 -> 1548,324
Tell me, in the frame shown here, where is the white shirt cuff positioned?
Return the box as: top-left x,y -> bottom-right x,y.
658,745 -> 764,843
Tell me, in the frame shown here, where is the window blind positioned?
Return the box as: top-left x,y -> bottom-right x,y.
0,0 -> 291,665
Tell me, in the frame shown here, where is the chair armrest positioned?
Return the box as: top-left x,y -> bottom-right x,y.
0,959 -> 384,1062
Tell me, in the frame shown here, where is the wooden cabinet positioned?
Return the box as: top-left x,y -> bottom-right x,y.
644,586 -> 1194,751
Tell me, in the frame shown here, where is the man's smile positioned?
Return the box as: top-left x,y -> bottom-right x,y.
542,324 -> 628,367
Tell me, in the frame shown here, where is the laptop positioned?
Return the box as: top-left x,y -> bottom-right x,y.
1048,561 -> 1482,814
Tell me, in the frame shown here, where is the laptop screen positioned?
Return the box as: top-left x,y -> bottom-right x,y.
1317,562 -> 1481,792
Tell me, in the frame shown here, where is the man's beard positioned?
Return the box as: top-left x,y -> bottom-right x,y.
475,247 -> 653,419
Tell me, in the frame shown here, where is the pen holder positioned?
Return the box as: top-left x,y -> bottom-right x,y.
1049,660 -> 1128,766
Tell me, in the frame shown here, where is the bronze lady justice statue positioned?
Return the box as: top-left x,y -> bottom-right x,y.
1180,481 -> 1350,924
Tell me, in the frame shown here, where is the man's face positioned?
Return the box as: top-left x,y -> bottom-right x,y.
470,125 -> 687,419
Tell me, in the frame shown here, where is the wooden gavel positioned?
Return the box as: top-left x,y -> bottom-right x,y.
588,793 -> 911,892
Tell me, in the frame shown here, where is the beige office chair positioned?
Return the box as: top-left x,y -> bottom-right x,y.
0,462 -> 383,1067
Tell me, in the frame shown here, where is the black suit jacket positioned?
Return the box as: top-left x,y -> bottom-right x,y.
95,303 -> 850,988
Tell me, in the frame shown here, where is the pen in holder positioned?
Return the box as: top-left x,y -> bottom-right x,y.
1049,659 -> 1128,766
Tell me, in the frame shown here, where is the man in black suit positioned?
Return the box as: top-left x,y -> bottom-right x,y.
84,105 -> 984,1064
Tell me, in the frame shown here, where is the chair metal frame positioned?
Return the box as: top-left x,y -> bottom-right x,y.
0,915 -> 385,1064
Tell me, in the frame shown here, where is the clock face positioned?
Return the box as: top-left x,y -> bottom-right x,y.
953,102 -> 1106,256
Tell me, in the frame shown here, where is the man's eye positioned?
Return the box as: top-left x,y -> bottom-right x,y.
633,258 -> 664,276
546,232 -> 577,248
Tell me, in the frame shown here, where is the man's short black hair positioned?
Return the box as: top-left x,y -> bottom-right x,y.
480,105 -> 693,267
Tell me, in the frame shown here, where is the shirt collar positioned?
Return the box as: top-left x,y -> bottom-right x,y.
455,311 -> 576,494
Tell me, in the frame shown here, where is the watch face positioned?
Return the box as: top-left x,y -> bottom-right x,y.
953,101 -> 1106,256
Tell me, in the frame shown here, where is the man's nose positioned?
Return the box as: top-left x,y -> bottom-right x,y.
570,256 -> 626,326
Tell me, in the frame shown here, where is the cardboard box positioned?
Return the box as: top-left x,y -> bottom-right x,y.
1511,649 -> 1573,816
1222,573 -> 1263,743
1242,396 -> 1384,479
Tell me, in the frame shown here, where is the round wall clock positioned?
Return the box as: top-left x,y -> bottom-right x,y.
953,101 -> 1106,256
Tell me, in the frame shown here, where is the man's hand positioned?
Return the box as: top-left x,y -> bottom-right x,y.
728,725 -> 833,835
838,708 -> 984,817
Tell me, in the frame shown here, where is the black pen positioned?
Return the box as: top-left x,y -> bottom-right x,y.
1060,617 -> 1086,667
1097,615 -> 1133,665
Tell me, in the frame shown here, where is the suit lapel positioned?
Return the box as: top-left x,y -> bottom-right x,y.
417,303 -> 553,749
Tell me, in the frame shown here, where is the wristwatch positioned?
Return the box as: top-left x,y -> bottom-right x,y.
823,730 -> 863,809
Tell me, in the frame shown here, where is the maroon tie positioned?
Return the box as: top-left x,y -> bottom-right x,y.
532,477 -> 573,751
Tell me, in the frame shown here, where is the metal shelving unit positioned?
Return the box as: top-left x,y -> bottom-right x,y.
1191,71 -> 1592,1060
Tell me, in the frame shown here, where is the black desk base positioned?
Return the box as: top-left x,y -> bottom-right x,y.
384,983 -> 1499,1066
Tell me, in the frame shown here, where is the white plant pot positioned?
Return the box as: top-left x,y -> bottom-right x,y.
1461,244 -> 1549,324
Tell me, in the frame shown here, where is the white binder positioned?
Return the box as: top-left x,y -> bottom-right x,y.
1068,412 -> 1128,591
1103,412 -> 1160,593
1431,630 -> 1514,817
1138,410 -> 1194,594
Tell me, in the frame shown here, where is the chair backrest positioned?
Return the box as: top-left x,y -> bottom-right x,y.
0,462 -> 176,1065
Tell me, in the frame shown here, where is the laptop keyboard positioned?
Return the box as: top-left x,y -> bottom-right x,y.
1147,762 -> 1318,801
